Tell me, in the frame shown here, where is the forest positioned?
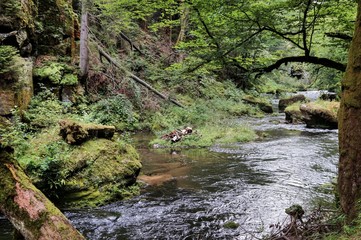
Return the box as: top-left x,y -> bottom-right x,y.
1,0 -> 361,239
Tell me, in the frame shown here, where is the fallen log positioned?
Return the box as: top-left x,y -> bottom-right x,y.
0,145 -> 85,240
96,43 -> 185,108
59,119 -> 115,145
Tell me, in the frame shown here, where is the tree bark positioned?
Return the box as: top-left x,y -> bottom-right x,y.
79,2 -> 89,79
338,1 -> 361,223
0,146 -> 85,240
176,0 -> 189,45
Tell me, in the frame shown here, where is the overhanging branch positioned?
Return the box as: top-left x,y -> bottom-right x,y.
325,32 -> 353,41
254,55 -> 346,75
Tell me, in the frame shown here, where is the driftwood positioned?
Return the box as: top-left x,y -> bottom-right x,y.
96,43 -> 185,108
0,146 -> 85,239
162,127 -> 193,143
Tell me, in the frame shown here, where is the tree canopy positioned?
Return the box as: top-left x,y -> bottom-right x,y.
89,0 -> 356,90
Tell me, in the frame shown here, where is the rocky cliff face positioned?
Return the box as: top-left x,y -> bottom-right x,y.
0,0 -> 79,116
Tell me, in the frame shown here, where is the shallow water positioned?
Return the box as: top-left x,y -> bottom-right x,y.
0,114 -> 338,239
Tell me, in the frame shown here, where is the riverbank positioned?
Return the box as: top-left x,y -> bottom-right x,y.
61,113 -> 339,239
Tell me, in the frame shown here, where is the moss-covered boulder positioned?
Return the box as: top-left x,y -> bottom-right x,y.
18,127 -> 142,208
284,102 -> 304,124
59,119 -> 115,145
279,94 -> 307,113
300,101 -> 339,129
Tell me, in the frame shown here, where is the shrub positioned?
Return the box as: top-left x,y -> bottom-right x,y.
0,45 -> 18,74
89,95 -> 139,130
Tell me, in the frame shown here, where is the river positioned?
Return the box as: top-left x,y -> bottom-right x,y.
0,113 -> 338,239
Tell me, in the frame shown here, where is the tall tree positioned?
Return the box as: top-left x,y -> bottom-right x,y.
338,0 -> 361,223
79,0 -> 90,79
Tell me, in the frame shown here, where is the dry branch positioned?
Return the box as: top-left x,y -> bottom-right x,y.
96,44 -> 185,108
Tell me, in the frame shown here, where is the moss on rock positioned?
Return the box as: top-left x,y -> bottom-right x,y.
17,127 -> 142,208
300,101 -> 339,129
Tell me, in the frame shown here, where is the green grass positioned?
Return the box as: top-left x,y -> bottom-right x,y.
148,99 -> 259,148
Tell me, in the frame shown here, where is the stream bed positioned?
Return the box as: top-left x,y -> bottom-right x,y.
0,114 -> 338,239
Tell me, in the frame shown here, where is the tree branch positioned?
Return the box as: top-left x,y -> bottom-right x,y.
96,43 -> 185,108
194,7 -> 221,51
119,31 -> 144,55
325,32 -> 353,41
254,55 -> 346,75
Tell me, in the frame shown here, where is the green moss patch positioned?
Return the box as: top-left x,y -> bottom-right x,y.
17,127 -> 142,208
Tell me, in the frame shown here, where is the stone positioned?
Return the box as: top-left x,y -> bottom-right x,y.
0,91 -> 15,115
59,120 -> 116,145
0,57 -> 33,116
18,127 -> 142,208
279,94 -> 306,112
300,102 -> 339,129
285,108 -> 304,124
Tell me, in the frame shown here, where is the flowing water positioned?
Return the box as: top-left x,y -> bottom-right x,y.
0,114 -> 338,239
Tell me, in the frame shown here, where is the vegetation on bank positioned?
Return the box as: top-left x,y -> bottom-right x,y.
2,0 -> 360,237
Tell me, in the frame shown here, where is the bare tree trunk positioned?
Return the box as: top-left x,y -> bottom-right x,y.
0,146 -> 85,240
176,0 -> 189,45
338,1 -> 361,223
79,1 -> 89,79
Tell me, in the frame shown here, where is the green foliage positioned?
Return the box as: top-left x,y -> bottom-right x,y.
147,96 -> 259,148
34,62 -> 78,85
61,73 -> 78,85
0,46 -> 18,74
25,140 -> 69,199
25,87 -> 64,128
90,95 -> 139,130
0,108 -> 30,157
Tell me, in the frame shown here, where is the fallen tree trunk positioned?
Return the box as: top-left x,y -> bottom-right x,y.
0,145 -> 85,240
96,43 -> 185,108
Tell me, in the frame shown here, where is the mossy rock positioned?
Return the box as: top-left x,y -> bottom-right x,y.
300,101 -> 339,129
284,102 -> 304,124
18,127 -> 142,208
279,94 -> 307,113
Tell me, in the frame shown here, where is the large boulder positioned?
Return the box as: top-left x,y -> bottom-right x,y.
284,103 -> 304,124
18,126 -> 142,208
279,94 -> 307,112
299,102 -> 339,129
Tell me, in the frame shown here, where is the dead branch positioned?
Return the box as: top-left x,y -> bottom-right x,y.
96,43 -> 185,108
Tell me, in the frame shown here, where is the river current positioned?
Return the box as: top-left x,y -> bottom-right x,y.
0,113 -> 338,239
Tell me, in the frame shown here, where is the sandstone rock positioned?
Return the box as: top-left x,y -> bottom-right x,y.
279,94 -> 306,112
18,127 -> 142,208
0,91 -> 15,115
285,109 -> 304,124
300,102 -> 339,129
59,120 -> 115,145
0,57 -> 33,116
